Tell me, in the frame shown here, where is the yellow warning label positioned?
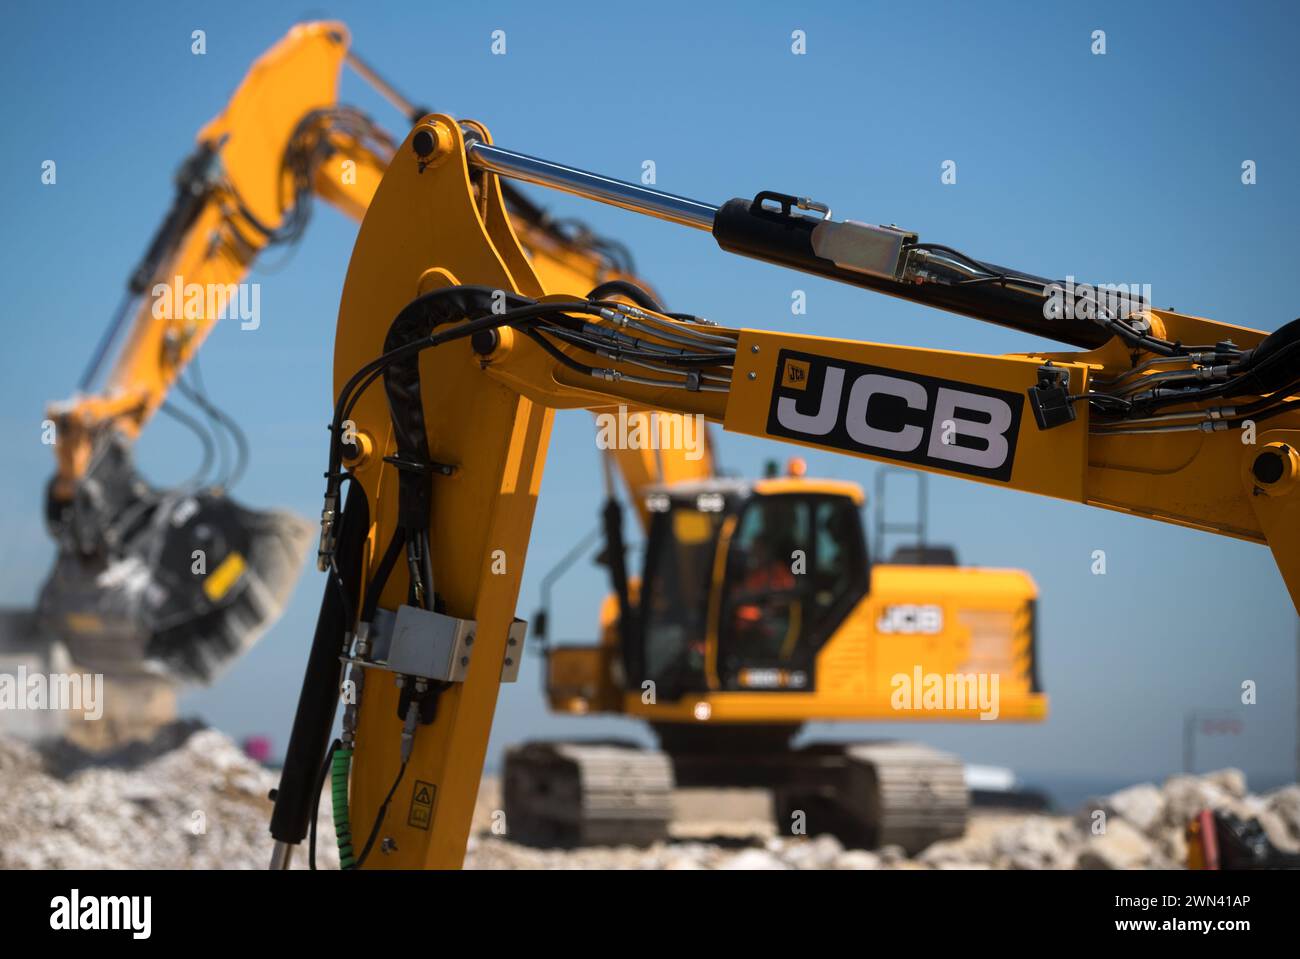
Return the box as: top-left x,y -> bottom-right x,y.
781,358 -> 810,391
408,780 -> 436,830
203,552 -> 247,601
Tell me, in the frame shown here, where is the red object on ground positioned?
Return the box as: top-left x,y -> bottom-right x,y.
242,735 -> 273,764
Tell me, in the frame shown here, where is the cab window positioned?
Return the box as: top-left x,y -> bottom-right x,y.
718,495 -> 868,690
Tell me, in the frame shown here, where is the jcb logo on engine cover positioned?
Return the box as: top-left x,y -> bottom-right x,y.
766,350 -> 1023,481
877,604 -> 944,635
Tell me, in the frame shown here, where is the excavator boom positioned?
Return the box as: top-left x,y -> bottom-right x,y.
275,114 -> 1295,870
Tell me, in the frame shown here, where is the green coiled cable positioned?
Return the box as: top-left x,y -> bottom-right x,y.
332,745 -> 356,869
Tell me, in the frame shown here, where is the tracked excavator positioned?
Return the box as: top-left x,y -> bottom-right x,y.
33,19 -> 1046,850
28,24 -> 1295,870
512,433 -> 1044,850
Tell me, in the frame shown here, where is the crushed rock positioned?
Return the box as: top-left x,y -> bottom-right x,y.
2,725 -> 1295,871
0,721 -> 335,869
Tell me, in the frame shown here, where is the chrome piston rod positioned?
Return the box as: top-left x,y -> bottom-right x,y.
465,140 -> 718,231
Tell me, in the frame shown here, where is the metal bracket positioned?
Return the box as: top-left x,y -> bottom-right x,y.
361,607 -> 526,684
366,605 -> 477,683
810,220 -> 916,282
501,618 -> 527,683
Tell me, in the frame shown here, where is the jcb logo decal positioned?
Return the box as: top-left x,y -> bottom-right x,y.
782,358 -> 810,390
877,604 -> 944,635
766,350 -> 1023,481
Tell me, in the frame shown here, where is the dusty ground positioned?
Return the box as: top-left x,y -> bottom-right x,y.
1,722 -> 1297,870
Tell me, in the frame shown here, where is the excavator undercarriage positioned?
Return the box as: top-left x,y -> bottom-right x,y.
504,729 -> 968,854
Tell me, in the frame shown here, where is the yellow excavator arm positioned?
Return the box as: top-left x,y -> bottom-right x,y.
50,21 -> 630,499
41,24 -> 655,686
268,113 -> 1295,869
49,22 -> 378,496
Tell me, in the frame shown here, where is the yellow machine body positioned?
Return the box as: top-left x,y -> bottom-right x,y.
545,481 -> 1045,725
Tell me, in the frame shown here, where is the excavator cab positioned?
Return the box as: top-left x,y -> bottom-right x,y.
633,479 -> 869,699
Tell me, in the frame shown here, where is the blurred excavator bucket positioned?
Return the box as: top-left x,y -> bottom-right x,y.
37,438 -> 312,684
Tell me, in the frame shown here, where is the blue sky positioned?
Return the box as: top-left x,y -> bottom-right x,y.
2,0 -> 1297,797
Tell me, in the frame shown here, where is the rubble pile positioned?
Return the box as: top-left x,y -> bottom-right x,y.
916,770 -> 1300,870
1,722 -> 1296,870
465,772 -> 1300,870
0,721 -> 336,870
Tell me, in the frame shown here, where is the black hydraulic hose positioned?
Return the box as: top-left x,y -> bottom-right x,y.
1140,340 -> 1300,411
173,378 -> 230,489
525,327 -> 597,375
180,358 -> 251,489
360,530 -> 407,625
269,481 -> 369,847
1231,319 -> 1300,394
327,291 -> 599,484
159,401 -> 216,488
587,279 -> 665,313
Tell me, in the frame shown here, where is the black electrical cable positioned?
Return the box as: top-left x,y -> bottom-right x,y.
907,242 -> 1227,361
342,365 -> 387,427
1073,392 -> 1135,415
911,243 -> 1044,286
352,758 -> 408,869
420,530 -> 435,611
